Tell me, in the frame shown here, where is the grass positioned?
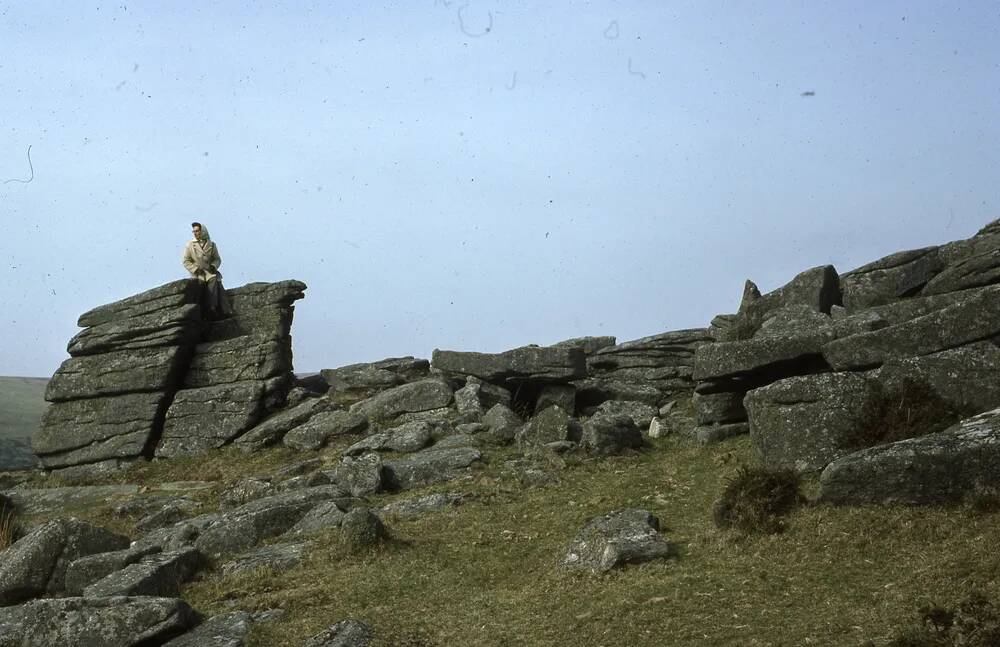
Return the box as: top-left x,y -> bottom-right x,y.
10,418 -> 1000,645
0,493 -> 18,550
163,436 -> 1000,646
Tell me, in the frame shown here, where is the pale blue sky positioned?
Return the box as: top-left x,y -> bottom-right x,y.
2,1 -> 998,377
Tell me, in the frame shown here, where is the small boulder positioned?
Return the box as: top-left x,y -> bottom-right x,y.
303,619 -> 374,647
517,406 -> 575,446
581,414 -> 643,455
283,410 -> 369,451
561,509 -> 673,573
340,508 -> 389,552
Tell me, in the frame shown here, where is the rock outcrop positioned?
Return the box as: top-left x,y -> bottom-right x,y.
32,279 -> 305,469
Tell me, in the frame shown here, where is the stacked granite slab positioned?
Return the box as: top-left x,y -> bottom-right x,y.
156,281 -> 306,458
695,218 -> 1000,476
32,280 -> 203,470
565,330 -> 713,408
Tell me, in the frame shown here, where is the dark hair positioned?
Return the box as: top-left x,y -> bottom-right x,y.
191,222 -> 202,229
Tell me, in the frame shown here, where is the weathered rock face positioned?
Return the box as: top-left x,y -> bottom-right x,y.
0,518 -> 131,605
432,345 -> 587,384
157,280 -> 306,458
745,373 -> 878,473
32,279 -> 306,470
819,408 -> 1000,505
840,247 -> 943,310
349,378 -> 454,422
0,596 -> 196,647
580,329 -> 712,406
321,356 -> 430,405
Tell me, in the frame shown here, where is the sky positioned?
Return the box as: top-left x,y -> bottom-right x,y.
1,1 -> 999,377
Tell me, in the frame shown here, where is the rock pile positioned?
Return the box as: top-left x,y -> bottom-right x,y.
31,279 -> 305,471
692,218 -> 1000,503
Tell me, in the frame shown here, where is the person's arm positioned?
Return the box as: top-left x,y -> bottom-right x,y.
182,243 -> 201,277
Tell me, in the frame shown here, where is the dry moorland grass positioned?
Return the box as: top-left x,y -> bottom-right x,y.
143,435 -> 1000,647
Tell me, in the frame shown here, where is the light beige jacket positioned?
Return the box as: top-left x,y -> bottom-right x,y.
182,227 -> 222,282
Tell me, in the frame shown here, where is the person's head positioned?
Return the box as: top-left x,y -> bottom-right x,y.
191,222 -> 204,240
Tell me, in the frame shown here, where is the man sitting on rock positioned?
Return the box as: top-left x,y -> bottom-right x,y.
182,222 -> 233,320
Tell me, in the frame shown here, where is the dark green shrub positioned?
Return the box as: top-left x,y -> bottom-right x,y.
965,485 -> 1000,516
840,379 -> 966,451
713,465 -> 804,535
0,493 -> 19,551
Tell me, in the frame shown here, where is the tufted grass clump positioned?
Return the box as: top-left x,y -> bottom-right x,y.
712,465 -> 804,535
883,592 -> 1000,646
842,379 -> 966,451
0,493 -> 20,551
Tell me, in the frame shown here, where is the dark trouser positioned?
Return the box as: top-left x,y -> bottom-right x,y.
203,278 -> 233,320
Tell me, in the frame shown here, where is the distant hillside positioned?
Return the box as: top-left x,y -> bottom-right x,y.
0,376 -> 48,440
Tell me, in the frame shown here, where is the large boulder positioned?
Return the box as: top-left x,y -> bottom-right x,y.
840,246 -> 943,309
382,447 -> 481,491
729,265 -> 841,339
431,345 -> 586,383
67,303 -> 203,356
921,220 -> 1000,295
234,395 -> 331,451
321,357 -> 430,405
44,346 -> 189,402
580,414 -> 643,455
0,519 -> 130,605
343,421 -> 432,456
875,342 -> 1000,415
819,408 -> 1000,505
82,548 -> 204,598
349,379 -> 454,422
162,611 -> 253,647
584,329 -> 713,399
516,405 -> 575,446
156,380 -> 272,457
32,392 -> 166,468
0,596 -> 196,647
693,329 -> 835,383
283,410 -> 369,451
822,284 -> 1000,370
745,372 -> 879,472
561,509 -> 672,573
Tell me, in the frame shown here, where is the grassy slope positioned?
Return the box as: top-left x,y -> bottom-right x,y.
0,377 -> 48,440
50,434 -> 987,647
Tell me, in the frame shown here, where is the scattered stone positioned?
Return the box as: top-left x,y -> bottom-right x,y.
303,619 -> 374,647
235,396 -> 330,451
517,405 -> 575,446
220,478 -> 277,509
194,485 -> 349,559
433,434 -> 478,450
349,378 -> 454,422
383,447 -> 482,491
581,414 -> 643,455
482,403 -> 522,445
64,544 -> 162,596
0,596 -> 196,647
220,542 -> 311,577
83,547 -> 204,598
343,421 -> 432,456
330,454 -> 385,497
322,357 -> 430,405
1,485 -> 139,518
283,410 -> 369,451
0,518 -> 130,604
592,400 -> 658,430
561,509 -> 673,573
285,502 -> 346,537
647,417 -> 668,439
543,440 -> 578,454
162,610 -> 253,647
380,493 -> 464,521
340,508 -> 389,552
695,422 -> 750,445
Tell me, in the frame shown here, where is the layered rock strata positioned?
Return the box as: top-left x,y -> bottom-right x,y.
32,279 -> 305,469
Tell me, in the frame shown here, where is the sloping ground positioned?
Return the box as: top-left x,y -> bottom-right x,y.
11,434 -> 998,647
0,377 -> 48,440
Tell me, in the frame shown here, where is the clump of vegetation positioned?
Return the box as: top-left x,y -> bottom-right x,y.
885,592 -> 1000,646
964,485 -> 1000,516
0,493 -> 21,551
712,465 -> 804,534
841,379 -> 967,451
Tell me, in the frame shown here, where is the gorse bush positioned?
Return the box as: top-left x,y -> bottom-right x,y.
841,379 -> 967,451
712,465 -> 804,535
